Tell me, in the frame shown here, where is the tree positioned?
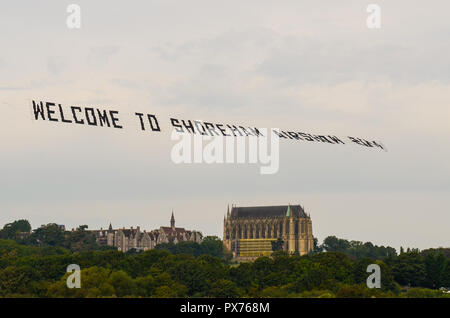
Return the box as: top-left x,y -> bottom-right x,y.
312,237 -> 323,254
135,275 -> 155,297
322,236 -> 350,252
46,266 -> 115,297
376,260 -> 399,292
322,236 -> 397,259
161,255 -> 209,296
424,252 -> 446,288
252,257 -> 275,289
66,225 -> 99,252
310,252 -> 354,284
152,285 -> 179,298
353,258 -> 374,285
31,224 -> 65,247
440,259 -> 450,288
336,284 -> 371,298
150,272 -> 188,297
174,241 -> 201,256
155,242 -> 178,254
392,252 -> 427,287
259,286 -> 291,298
271,238 -> 284,252
154,236 -> 231,260
292,258 -> 332,292
200,236 -> 225,258
108,270 -> 136,297
209,279 -> 242,297
0,220 -> 32,240
229,262 -> 254,291
0,266 -> 41,296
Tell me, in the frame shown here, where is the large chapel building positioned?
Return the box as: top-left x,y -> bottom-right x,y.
223,204 -> 314,260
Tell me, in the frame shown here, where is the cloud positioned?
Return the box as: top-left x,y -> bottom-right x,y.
87,45 -> 120,66
153,28 -> 276,62
47,56 -> 68,75
256,36 -> 450,85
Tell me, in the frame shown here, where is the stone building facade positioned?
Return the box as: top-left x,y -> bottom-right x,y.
223,204 -> 314,260
94,212 -> 202,252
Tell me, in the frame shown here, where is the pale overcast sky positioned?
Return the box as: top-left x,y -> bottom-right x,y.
1,1 -> 449,250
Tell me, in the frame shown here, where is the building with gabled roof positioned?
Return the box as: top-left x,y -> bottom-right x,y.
223,204 -> 314,260
93,212 -> 202,252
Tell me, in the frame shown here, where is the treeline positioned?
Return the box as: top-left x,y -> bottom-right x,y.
1,239 -> 449,298
317,236 -> 398,259
0,220 -> 449,298
316,235 -> 450,290
154,239 -> 232,260
0,220 -> 107,252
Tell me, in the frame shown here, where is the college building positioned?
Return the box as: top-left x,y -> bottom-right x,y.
93,212 -> 202,252
223,204 -> 314,260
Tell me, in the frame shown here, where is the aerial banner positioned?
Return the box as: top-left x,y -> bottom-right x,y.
30,99 -> 386,151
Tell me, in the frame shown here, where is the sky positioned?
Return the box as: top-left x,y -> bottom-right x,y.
1,1 -> 449,250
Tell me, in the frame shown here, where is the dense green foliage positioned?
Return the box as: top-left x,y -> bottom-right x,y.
321,235 -> 397,259
154,236 -> 232,261
0,220 -> 449,298
0,220 -> 31,240
0,221 -> 108,252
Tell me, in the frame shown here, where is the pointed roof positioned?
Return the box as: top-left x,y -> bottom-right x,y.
170,210 -> 175,229
108,223 -> 113,231
286,204 -> 292,217
230,205 -> 307,218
